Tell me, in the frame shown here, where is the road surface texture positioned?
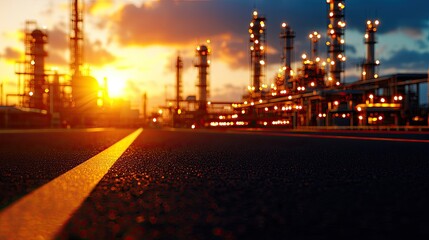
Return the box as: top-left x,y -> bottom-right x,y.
1,128 -> 429,239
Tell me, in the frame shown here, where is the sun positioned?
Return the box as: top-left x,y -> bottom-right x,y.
92,67 -> 127,98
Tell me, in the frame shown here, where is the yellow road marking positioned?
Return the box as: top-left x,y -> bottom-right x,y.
0,128 -> 143,240
0,128 -> 113,134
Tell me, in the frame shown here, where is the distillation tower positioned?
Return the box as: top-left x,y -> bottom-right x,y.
15,21 -> 48,110
326,0 -> 346,86
195,45 -> 210,112
362,20 -> 380,80
29,29 -> 48,110
280,23 -> 295,89
249,10 -> 266,94
70,0 -> 83,79
309,31 -> 321,62
176,55 -> 183,110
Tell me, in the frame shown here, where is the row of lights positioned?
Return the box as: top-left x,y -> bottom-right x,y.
210,121 -> 248,127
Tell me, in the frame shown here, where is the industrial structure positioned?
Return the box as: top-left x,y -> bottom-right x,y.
249,11 -> 267,96
1,0 -> 139,128
1,0 -> 428,129
170,1 -> 428,129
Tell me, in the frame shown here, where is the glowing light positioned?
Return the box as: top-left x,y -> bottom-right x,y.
334,101 -> 339,106
398,96 -> 403,101
191,124 -> 196,129
282,22 -> 287,28
369,94 -> 374,99
380,98 -> 385,103
242,110 -> 246,114
29,91 -> 33,96
358,115 -> 363,120
259,60 -> 265,65
158,109 -> 163,114
376,60 -> 380,65
253,11 -> 258,16
152,118 -> 157,123
44,89 -> 49,93
177,109 -> 182,114
378,116 -> 383,120
30,60 -> 35,65
302,53 -> 307,59
310,82 -> 315,87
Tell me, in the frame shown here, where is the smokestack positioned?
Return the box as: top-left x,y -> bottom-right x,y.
326,0 -> 346,86
309,31 -> 321,61
176,55 -> 183,110
30,29 -> 47,110
362,20 -> 380,80
195,45 -> 209,112
280,23 -> 295,89
249,10 -> 266,93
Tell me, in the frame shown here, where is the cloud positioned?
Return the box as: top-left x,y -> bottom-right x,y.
88,0 -> 115,15
110,1 -> 250,46
46,52 -> 68,66
85,40 -> 116,66
381,48 -> 429,71
105,0 -> 429,73
48,26 -> 68,50
2,47 -> 21,60
211,83 -> 244,101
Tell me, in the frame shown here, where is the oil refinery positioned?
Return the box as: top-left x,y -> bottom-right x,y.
169,0 -> 428,129
0,0 -> 428,129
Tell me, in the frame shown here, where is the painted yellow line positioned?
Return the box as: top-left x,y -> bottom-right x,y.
0,128 -> 113,134
0,128 -> 143,240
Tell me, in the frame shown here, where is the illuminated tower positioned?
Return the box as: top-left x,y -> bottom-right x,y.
28,28 -> 47,110
362,20 -> 380,80
70,0 -> 83,78
326,0 -> 346,86
249,10 -> 266,94
195,45 -> 210,112
280,22 -> 295,89
176,55 -> 183,110
309,31 -> 321,61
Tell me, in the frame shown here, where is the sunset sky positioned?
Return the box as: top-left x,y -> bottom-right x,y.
1,0 -> 429,111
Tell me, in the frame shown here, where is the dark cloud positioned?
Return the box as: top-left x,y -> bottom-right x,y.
380,48 -> 429,71
46,52 -> 68,66
107,0 -> 429,72
85,40 -> 116,66
211,83 -> 244,101
2,47 -> 21,60
48,26 -> 68,50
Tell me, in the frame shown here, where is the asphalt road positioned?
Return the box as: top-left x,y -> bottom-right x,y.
1,128 -> 429,239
